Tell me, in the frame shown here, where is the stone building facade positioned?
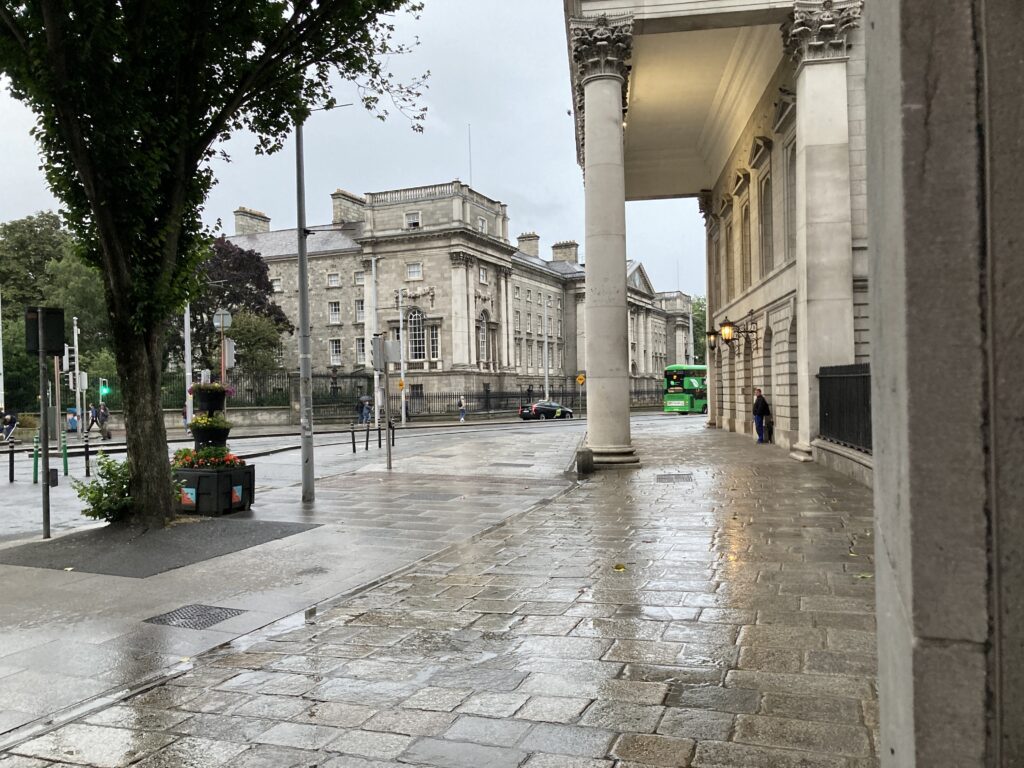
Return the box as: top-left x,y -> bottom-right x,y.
228,181 -> 694,394
563,0 -> 868,463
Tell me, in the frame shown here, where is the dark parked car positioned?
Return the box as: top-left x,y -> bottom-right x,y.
519,401 -> 573,420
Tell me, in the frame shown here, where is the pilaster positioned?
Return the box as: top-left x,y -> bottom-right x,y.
450,252 -> 472,367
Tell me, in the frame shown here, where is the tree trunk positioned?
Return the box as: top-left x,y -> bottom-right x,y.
114,324 -> 174,527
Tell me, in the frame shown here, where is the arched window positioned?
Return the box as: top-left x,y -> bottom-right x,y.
477,311 -> 489,362
408,308 -> 425,360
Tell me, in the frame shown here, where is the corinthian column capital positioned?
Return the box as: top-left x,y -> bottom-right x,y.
570,14 -> 633,84
785,0 -> 863,64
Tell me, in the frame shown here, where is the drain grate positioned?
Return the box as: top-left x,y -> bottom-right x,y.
144,604 -> 246,630
402,492 -> 461,502
656,473 -> 694,483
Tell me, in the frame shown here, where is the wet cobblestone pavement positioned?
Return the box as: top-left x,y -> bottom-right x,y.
0,418 -> 878,767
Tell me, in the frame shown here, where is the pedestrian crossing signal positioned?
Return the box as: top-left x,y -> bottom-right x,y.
99,378 -> 110,396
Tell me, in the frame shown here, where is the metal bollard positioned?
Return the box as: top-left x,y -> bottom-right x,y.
61,433 -> 68,476
8,441 -> 14,483
390,420 -> 396,447
378,424 -> 382,449
364,422 -> 370,451
48,467 -> 58,487
351,427 -> 356,454
32,435 -> 39,484
84,434 -> 91,477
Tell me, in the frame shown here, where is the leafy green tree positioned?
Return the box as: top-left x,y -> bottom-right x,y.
0,211 -> 74,316
0,2 -> 426,526
227,312 -> 284,375
1,312 -> 38,412
692,295 -> 707,364
44,252 -> 113,358
166,237 -> 292,371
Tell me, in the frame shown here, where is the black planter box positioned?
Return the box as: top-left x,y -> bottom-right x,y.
192,426 -> 230,449
174,465 -> 255,516
193,389 -> 227,413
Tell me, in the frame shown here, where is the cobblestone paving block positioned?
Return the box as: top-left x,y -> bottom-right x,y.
579,700 -> 664,733
691,739 -> 849,767
10,723 -> 175,767
610,733 -> 695,767
400,737 -> 526,768
511,616 -> 582,636
804,650 -> 877,676
442,714 -> 533,746
82,704 -> 192,731
253,721 -> 343,750
517,722 -> 616,757
171,713 -> 279,742
515,695 -> 591,723
326,729 -> 413,760
656,706 -> 734,741
665,684 -> 761,714
733,713 -> 872,757
133,736 -> 248,767
399,686 -> 471,712
456,691 -> 530,717
737,646 -> 803,673
522,755 -> 614,768
223,744 -> 322,767
572,618 -> 669,641
603,640 -> 685,665
736,625 -> 826,650
0,758 -> 53,767
295,700 -> 377,727
760,692 -> 864,724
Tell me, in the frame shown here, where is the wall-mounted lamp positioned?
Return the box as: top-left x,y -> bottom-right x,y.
706,330 -> 719,351
718,310 -> 758,351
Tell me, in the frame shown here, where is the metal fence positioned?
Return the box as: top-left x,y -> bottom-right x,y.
818,363 -> 872,453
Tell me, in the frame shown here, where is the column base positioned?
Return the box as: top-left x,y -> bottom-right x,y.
589,444 -> 640,467
789,441 -> 813,462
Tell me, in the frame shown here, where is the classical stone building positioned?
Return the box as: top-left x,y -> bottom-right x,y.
228,181 -> 694,395
564,0 -> 867,464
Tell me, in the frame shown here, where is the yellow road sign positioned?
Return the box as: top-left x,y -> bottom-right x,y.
576,374 -> 586,385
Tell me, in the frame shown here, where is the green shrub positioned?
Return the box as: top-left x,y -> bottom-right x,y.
17,414 -> 38,429
73,452 -> 134,523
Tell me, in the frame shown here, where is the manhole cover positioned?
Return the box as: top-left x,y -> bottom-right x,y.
402,492 -> 461,502
656,473 -> 694,483
144,604 -> 246,630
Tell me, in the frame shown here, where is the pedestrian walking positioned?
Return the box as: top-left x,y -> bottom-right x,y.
753,388 -> 771,444
98,403 -> 111,441
361,401 -> 371,424
355,398 -> 364,423
85,403 -> 99,434
182,403 -> 190,434
1,410 -> 17,442
457,397 -> 466,423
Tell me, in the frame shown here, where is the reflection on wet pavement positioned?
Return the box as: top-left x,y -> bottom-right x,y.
2,418 -> 878,767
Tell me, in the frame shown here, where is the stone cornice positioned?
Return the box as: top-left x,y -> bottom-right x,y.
569,14 -> 633,167
450,251 -> 476,267
785,0 -> 863,65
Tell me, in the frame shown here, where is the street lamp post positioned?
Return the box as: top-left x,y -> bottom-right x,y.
395,289 -> 407,426
295,118 -> 315,502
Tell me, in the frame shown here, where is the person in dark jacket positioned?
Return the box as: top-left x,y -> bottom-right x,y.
753,388 -> 771,444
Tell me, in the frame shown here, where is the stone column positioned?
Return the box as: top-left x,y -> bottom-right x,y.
643,311 -> 653,374
571,14 -> 637,465
466,257 -> 477,367
868,0 -> 1024,764
450,253 -> 471,367
501,268 -> 514,369
788,0 -> 857,458
575,293 -> 587,372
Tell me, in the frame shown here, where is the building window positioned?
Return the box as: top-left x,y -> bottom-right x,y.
528,343 -> 534,368
356,337 -> 366,361
557,298 -> 562,310
785,139 -> 797,263
741,203 -> 752,291
329,338 -> 342,366
515,342 -> 522,367
536,314 -> 542,334
477,311 -> 489,362
271,277 -> 282,293
514,310 -> 521,331
725,223 -> 735,301
406,262 -> 423,280
404,211 -> 421,229
354,298 -> 365,323
558,320 -> 563,337
479,266 -> 488,284
477,216 -> 488,234
526,289 -> 532,302
327,272 -> 340,288
760,174 -> 774,276
354,270 -> 365,286
527,314 -> 532,333
328,301 -> 341,325
429,325 -> 439,359
514,286 -> 521,299
408,308 -> 426,361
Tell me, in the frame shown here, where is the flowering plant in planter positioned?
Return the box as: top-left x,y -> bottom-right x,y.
172,446 -> 245,470
188,382 -> 236,396
188,413 -> 232,430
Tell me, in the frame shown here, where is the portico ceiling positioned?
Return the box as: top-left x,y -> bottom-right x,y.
622,24 -> 783,201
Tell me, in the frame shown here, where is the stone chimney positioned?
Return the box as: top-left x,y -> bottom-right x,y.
517,232 -> 540,257
234,207 -> 270,235
551,240 -> 580,264
331,188 -> 366,224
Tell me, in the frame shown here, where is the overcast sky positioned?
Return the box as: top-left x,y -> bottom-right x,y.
0,0 -> 706,298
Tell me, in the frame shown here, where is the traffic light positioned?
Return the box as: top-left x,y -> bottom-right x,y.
99,378 -> 110,397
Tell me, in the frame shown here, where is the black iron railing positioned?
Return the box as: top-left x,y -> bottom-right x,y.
818,364 -> 872,453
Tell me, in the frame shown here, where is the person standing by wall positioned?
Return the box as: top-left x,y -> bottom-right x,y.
753,388 -> 771,444
457,397 -> 466,423
98,403 -> 111,441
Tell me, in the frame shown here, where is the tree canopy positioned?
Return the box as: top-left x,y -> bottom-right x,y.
0,211 -> 74,312
0,1 -> 427,526
692,295 -> 707,364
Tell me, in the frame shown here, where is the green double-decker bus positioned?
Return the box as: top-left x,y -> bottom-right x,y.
664,364 -> 708,414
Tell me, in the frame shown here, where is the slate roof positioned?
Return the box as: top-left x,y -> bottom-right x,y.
227,225 -> 361,260
512,250 -> 585,279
